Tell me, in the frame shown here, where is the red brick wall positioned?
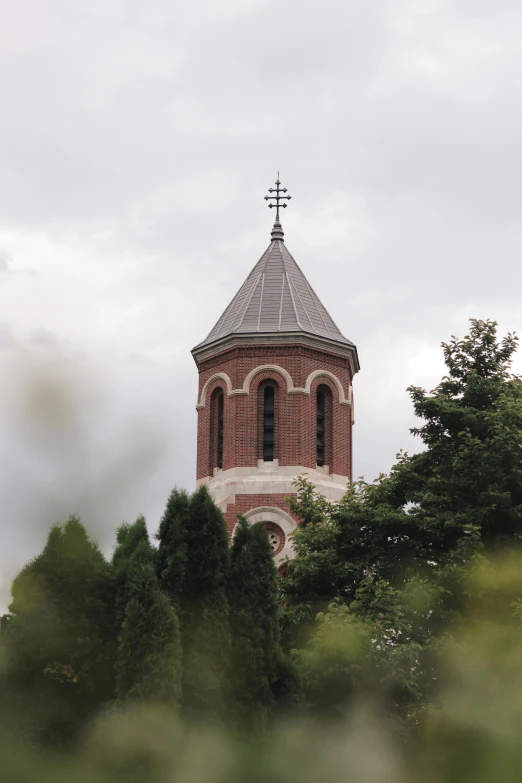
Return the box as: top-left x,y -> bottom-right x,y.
195,344 -> 353,481
222,492 -> 299,535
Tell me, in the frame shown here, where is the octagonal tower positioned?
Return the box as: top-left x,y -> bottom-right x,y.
192,178 -> 359,567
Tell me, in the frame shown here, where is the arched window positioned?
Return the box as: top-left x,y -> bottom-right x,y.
210,388 -> 224,471
316,385 -> 333,467
263,385 -> 275,461
316,388 -> 325,466
216,390 -> 224,469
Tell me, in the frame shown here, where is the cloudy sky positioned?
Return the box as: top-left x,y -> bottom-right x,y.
1,0 -> 521,606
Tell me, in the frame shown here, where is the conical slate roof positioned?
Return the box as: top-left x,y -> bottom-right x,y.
193,219 -> 355,353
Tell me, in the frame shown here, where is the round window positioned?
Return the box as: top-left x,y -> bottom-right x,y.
265,522 -> 285,556
268,529 -> 280,551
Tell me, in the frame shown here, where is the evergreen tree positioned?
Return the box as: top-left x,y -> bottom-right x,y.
282,320 -> 522,724
156,488 -> 190,608
113,517 -> 182,705
180,485 -> 231,719
0,517 -> 115,748
386,319 -> 522,555
227,517 -> 282,729
112,516 -> 151,628
282,320 -> 522,641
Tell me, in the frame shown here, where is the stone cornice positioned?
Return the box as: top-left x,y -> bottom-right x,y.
197,461 -> 350,511
192,331 -> 360,375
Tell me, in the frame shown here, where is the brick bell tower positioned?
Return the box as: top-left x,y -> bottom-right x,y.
192,176 -> 359,567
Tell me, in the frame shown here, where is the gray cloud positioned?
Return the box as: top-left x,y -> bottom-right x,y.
0,253 -> 12,273
1,0 -> 521,607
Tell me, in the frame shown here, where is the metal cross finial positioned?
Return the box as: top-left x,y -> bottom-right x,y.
264,173 -> 291,220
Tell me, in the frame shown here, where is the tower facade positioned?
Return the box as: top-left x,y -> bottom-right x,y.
192,179 -> 359,567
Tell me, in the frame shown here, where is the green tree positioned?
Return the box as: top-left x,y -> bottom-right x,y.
0,517 -> 115,748
283,320 -> 522,725
294,573 -> 424,726
381,319 -> 522,664
386,319 -> 522,557
283,320 -> 522,640
180,485 -> 231,719
112,516 -> 151,628
156,488 -> 190,609
280,477 -> 413,645
113,517 -> 182,705
227,517 -> 284,729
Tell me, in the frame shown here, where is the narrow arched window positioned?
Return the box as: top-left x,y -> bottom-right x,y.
263,385 -> 275,461
316,385 -> 333,467
316,388 -> 325,466
216,391 -> 224,469
210,388 -> 224,471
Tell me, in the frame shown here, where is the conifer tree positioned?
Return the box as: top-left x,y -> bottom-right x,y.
227,517 -> 284,729
112,516 -> 151,627
281,320 -> 522,723
180,485 -> 231,719
156,488 -> 190,608
113,517 -> 182,705
386,318 -> 522,555
282,320 -> 522,640
0,517 -> 115,748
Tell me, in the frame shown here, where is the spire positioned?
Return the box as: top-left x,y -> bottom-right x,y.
193,237 -> 356,353
264,172 -> 291,241
192,177 -> 359,375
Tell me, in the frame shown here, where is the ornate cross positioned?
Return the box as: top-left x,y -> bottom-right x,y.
264,172 -> 291,220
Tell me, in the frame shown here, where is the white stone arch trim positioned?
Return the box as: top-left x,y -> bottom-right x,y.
196,365 -> 352,410
233,506 -> 297,566
196,372 -> 233,410
196,365 -> 294,409
240,364 -> 294,395
304,369 -> 351,406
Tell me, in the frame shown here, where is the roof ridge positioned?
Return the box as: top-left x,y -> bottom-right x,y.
282,243 -> 346,340
256,271 -> 265,332
304,270 -> 334,338
274,239 -> 300,330
287,264 -> 315,333
278,269 -> 285,331
232,272 -> 262,333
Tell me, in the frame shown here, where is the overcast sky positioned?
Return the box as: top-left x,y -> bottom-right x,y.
1,0 -> 522,607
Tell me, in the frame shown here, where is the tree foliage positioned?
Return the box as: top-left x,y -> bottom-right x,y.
0,517 -> 115,747
180,485 -> 231,719
386,319 -> 522,553
114,517 -> 181,704
2,318 -> 522,754
113,517 -> 182,704
227,517 -> 283,728
156,488 -> 190,608
284,320 -> 522,723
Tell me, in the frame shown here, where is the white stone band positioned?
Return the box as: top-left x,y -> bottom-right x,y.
197,460 -> 349,514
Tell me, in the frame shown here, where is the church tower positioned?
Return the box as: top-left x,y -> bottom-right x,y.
192,177 -> 359,567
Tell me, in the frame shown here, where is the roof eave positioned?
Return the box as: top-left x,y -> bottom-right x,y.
192,330 -> 360,376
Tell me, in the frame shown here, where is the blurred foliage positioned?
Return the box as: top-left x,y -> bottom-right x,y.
0,516 -> 116,747
3,554 -> 522,782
